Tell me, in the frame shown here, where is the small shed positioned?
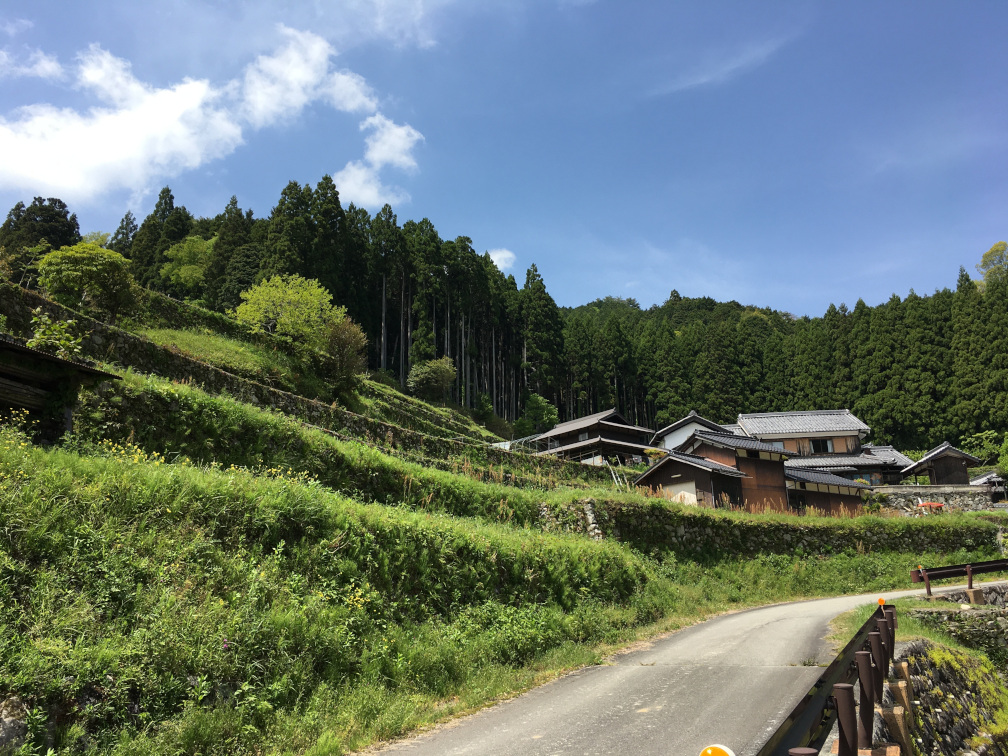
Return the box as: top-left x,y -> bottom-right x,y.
634,450 -> 746,507
900,442 -> 983,485
0,334 -> 118,440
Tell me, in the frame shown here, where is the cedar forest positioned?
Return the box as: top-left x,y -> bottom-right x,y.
2,182 -> 1007,452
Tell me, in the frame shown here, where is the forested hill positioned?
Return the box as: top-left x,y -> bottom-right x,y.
2,188 -> 1006,452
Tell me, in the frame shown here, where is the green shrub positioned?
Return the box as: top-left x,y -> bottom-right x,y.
407,357 -> 455,402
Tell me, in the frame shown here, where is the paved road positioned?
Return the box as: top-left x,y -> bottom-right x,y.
374,587 -> 941,756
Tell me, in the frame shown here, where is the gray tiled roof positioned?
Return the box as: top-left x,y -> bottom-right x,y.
785,468 -> 871,489
737,409 -> 870,437
785,453 -> 891,470
537,435 -> 656,457
689,430 -> 789,456
635,450 -> 747,486
721,423 -> 745,436
862,444 -> 915,468
971,470 -> 1005,486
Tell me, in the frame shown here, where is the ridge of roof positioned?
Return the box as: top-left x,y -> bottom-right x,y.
901,442 -> 984,474
736,409 -> 870,437
651,410 -> 725,441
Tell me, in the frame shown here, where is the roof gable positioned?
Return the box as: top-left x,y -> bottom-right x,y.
901,442 -> 984,475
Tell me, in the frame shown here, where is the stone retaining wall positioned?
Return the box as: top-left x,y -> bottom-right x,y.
876,484 -> 996,513
899,639 -> 1006,755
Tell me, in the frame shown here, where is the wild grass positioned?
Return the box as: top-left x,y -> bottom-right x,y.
2,420 -> 999,755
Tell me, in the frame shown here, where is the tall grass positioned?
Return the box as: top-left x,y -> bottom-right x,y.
1,425 -> 998,755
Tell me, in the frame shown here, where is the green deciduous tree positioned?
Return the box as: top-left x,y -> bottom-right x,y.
234,274 -> 336,348
406,356 -> 456,402
977,241 -> 1008,287
160,235 -> 216,298
37,243 -> 138,322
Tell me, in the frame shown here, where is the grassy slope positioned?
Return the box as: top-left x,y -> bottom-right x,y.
4,290 -> 1004,753
1,425 -> 999,755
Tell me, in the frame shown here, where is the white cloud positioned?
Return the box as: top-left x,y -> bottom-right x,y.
332,159 -> 411,208
361,113 -> 424,170
488,248 -> 516,271
1,19 -> 32,37
651,35 -> 794,96
0,47 -> 63,79
241,25 -> 376,129
0,27 -> 421,205
332,112 -> 424,208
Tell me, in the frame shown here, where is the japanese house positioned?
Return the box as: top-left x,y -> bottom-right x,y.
651,410 -> 735,450
535,408 -> 655,465
677,429 -> 790,510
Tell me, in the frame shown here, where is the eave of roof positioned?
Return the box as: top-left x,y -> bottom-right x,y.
785,468 -> 871,490
634,450 -> 747,486
537,435 -> 658,457
901,442 -> 984,474
536,408 -> 623,440
0,333 -> 119,381
687,429 -> 790,457
785,454 -> 891,469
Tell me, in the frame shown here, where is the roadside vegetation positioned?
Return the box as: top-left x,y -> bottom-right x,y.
1,418 -> 999,755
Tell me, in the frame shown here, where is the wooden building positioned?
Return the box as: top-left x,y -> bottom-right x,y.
651,410 -> 734,451
901,442 -> 983,485
678,429 -> 789,511
785,468 -> 870,515
535,408 -> 655,465
633,449 -> 746,507
736,409 -> 870,456
0,334 -> 118,441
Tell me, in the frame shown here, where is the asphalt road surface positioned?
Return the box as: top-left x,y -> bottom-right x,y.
373,587 -> 940,756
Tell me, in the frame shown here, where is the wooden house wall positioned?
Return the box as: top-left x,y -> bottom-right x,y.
801,489 -> 862,516
736,454 -> 788,510
931,456 -> 970,485
693,442 -> 736,469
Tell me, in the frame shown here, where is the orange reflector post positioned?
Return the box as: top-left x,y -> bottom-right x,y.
701,747 -> 736,756
878,597 -> 885,605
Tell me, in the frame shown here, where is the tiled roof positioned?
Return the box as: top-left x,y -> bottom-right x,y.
785,454 -> 891,470
971,471 -> 1005,486
635,450 -> 747,486
736,409 -> 870,437
785,468 -> 871,489
862,444 -> 914,469
721,423 -> 745,436
689,430 -> 789,456
902,442 -> 984,475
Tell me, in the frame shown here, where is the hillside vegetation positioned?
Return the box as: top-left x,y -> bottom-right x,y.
1,278 -> 1006,754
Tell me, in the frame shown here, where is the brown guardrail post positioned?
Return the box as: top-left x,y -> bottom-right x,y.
921,566 -> 931,596
855,650 -> 874,747
884,607 -> 896,655
876,616 -> 891,667
967,563 -> 973,589
868,632 -> 885,701
833,683 -> 857,756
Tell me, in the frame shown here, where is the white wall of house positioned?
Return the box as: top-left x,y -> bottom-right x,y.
657,422 -> 713,451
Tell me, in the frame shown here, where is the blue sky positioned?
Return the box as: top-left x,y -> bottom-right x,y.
1,1 -> 1005,316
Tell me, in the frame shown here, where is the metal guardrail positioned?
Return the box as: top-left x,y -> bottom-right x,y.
911,558 -> 1008,596
755,604 -> 896,756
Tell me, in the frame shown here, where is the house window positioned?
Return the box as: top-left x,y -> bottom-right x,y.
811,438 -> 834,454
770,440 -> 785,450
578,431 -> 589,442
